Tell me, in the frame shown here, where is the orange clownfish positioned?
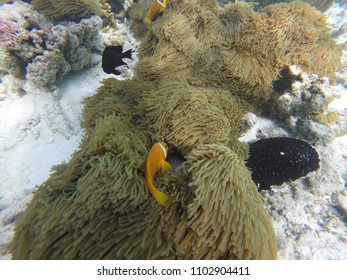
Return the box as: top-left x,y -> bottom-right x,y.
143,0 -> 167,25
145,142 -> 172,205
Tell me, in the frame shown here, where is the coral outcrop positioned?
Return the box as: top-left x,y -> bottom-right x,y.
0,1 -> 104,90
266,67 -> 345,145
8,0 -> 342,260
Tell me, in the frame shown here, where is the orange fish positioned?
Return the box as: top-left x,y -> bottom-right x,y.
143,0 -> 167,24
145,142 -> 172,205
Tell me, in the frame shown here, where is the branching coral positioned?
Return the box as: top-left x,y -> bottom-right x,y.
0,1 -> 103,90
0,2 -> 53,77
26,15 -> 103,87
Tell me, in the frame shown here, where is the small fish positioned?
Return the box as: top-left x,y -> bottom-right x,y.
143,0 -> 167,25
145,142 -> 172,205
101,45 -> 132,76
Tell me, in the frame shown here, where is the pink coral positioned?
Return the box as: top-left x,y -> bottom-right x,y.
0,18 -> 16,44
0,2 -> 53,64
0,1 -> 103,88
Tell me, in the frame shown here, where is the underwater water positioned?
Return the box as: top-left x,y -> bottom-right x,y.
0,0 -> 346,260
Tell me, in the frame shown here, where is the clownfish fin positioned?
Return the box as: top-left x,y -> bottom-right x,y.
161,160 -> 172,174
154,189 -> 169,206
148,182 -> 169,205
143,17 -> 152,25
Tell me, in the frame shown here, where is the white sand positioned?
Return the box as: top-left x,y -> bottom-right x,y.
0,66 -> 109,257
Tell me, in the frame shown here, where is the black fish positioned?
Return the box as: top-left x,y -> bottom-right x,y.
102,45 -> 132,75
246,137 -> 320,191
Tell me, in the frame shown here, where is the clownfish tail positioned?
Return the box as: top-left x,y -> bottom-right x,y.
148,182 -> 169,206
143,17 -> 152,25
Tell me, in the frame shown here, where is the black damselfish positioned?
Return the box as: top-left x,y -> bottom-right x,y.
246,137 -> 320,191
102,45 -> 132,75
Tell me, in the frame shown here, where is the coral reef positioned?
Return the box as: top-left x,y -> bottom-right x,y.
108,0 -> 127,14
0,1 -> 104,90
266,67 -> 346,145
7,0 -> 343,260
